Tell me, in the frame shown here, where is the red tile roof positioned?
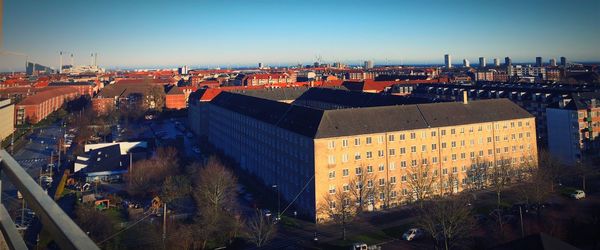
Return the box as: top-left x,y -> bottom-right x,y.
18,87 -> 80,105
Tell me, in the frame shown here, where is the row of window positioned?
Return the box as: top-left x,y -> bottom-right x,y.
327,144 -> 532,165
328,132 -> 532,150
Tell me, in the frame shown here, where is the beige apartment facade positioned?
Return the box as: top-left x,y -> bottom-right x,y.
0,99 -> 15,143
193,88 -> 538,222
313,118 -> 537,219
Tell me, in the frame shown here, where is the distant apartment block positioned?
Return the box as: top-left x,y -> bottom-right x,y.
0,99 -> 15,142
15,87 -> 80,124
547,93 -> 600,165
188,87 -> 538,221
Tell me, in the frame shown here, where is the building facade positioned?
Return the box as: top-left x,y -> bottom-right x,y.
547,93 -> 600,165
0,99 -> 15,142
189,88 -> 538,221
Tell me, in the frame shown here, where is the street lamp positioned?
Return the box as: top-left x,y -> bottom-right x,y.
272,184 -> 280,221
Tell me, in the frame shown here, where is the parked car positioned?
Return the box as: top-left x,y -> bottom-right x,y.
570,190 -> 586,200
402,228 -> 424,241
262,209 -> 272,217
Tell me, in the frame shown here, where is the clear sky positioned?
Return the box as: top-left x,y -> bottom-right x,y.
1,0 -> 599,71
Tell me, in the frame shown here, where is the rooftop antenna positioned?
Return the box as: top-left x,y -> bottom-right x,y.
70,53 -> 74,67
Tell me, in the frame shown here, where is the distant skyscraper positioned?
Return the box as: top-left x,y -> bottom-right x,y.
258,62 -> 263,69
504,57 -> 512,67
178,65 -> 189,75
444,54 -> 452,68
493,58 -> 500,67
549,58 -> 557,67
479,57 -> 486,68
364,60 -> 374,69
536,57 -> 543,67
560,57 -> 567,67
463,59 -> 470,68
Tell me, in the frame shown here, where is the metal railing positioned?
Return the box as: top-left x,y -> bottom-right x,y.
0,150 -> 99,250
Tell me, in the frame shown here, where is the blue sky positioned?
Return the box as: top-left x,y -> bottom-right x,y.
1,0 -> 599,70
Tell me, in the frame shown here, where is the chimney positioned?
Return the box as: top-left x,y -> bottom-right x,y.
462,90 -> 468,104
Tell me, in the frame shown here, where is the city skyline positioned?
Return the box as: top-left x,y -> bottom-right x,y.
1,0 -> 600,71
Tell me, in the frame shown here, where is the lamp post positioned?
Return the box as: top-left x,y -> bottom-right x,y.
272,184 -> 280,221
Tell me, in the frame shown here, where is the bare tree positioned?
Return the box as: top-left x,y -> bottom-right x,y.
517,165 -> 552,220
319,190 -> 357,240
416,195 -> 475,250
126,147 -> 180,197
193,156 -> 241,249
575,160 -> 598,192
245,209 -> 277,247
74,204 -> 115,243
487,158 -> 513,208
405,160 -> 437,205
537,150 -> 563,192
381,177 -> 399,209
348,164 -> 380,213
465,159 -> 489,200
161,175 -> 192,203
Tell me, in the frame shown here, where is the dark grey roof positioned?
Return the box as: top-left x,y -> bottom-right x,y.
81,144 -> 125,174
209,90 -> 533,139
550,92 -> 600,110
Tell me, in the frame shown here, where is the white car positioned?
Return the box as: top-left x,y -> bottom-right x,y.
402,228 -> 424,241
570,190 -> 586,199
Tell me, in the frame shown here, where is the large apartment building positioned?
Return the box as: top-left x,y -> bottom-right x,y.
189,88 -> 538,221
547,92 -> 600,165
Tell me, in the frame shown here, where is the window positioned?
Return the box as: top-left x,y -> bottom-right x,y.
390,176 -> 397,184
411,146 -> 417,153
431,131 -> 437,137
342,169 -> 349,177
329,185 -> 336,194
421,145 -> 427,152
343,184 -> 350,192
410,132 -> 416,139
377,135 -> 384,144
443,168 -> 448,175
460,153 -> 466,159
411,160 -> 417,166
451,141 -> 456,148
401,161 -> 407,168
329,201 -> 336,209
432,157 -> 438,163
389,162 -> 396,170
453,167 -> 458,173
488,149 -> 493,155
328,171 -> 335,179
342,139 -> 348,147
378,150 -> 385,157
421,158 -> 428,165
378,164 -> 385,172
441,129 -> 446,136
389,149 -> 396,156
355,167 -> 363,175
400,147 -> 406,154
451,129 -> 456,134
367,180 -> 373,188
388,134 -> 395,141
355,152 -> 361,160
487,137 -> 492,143
470,152 -> 475,159
431,144 -> 437,151
342,154 -> 348,163
328,140 -> 335,149
354,138 -> 360,146
328,155 -> 335,164
452,154 -> 457,161
399,134 -> 405,140
379,178 -> 385,186
401,175 -> 407,182
367,165 -> 373,173
442,142 -> 447,149
479,150 -> 484,156
366,137 -> 372,144
366,151 -> 373,159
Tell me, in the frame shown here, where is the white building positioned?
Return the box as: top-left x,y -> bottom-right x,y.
463,59 -> 470,68
444,54 -> 452,68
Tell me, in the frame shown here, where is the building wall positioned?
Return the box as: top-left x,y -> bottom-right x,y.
165,94 -> 186,109
313,118 -> 537,220
546,108 -> 578,165
0,101 -> 15,142
207,104 -> 317,218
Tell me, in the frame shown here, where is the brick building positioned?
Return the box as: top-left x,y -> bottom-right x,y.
15,87 -> 80,124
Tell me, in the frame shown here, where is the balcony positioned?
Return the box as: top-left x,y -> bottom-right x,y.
0,150 -> 98,250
